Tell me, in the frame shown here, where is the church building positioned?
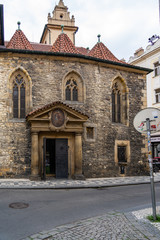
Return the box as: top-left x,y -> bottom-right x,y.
0,1 -> 152,179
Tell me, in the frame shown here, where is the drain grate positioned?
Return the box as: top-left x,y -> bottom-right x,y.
9,202 -> 29,209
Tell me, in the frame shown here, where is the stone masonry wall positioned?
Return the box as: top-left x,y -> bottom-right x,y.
0,52 -> 148,178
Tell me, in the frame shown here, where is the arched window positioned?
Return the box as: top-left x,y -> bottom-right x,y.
63,72 -> 85,103
112,78 -> 128,125
12,74 -> 26,118
65,78 -> 78,101
9,68 -> 32,119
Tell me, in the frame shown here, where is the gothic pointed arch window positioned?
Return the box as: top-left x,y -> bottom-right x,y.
65,79 -> 78,101
9,68 -> 32,119
111,78 -> 128,125
63,72 -> 84,103
12,74 -> 26,118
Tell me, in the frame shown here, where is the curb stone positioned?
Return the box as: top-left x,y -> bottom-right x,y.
0,173 -> 160,189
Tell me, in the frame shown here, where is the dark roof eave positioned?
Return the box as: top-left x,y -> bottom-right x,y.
40,24 -> 47,43
0,47 -> 153,73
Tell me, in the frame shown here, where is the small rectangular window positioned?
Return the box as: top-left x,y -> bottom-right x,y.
154,62 -> 160,77
118,146 -> 127,163
86,127 -> 94,139
155,88 -> 160,103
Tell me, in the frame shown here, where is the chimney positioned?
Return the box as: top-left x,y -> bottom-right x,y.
0,5 -> 4,46
134,47 -> 144,57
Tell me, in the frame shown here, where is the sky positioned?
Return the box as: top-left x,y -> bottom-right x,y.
0,0 -> 160,61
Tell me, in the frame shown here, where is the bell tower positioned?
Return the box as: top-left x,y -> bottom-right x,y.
40,0 -> 78,45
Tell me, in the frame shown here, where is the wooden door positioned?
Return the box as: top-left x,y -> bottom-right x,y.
55,139 -> 68,179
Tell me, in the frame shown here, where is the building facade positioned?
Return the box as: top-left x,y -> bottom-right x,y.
129,35 -> 160,161
0,1 -> 151,179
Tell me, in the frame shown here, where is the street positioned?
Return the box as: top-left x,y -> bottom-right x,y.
0,183 -> 160,240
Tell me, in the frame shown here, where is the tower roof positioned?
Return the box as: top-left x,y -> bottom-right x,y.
57,0 -> 66,8
6,26 -> 33,50
50,32 -> 80,54
88,41 -> 120,63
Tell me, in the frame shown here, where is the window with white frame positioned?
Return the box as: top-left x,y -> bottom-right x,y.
154,62 -> 160,77
155,88 -> 160,103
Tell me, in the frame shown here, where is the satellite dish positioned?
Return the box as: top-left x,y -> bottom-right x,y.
133,107 -> 160,133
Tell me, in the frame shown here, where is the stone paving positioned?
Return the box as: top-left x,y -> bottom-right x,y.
1,173 -> 160,240
22,208 -> 160,240
0,173 -> 160,189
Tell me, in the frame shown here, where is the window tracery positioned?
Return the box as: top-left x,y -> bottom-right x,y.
65,78 -> 78,101
12,74 -> 26,118
9,68 -> 32,120
112,78 -> 128,125
63,72 -> 85,103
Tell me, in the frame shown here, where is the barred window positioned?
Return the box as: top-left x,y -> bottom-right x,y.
86,127 -> 94,139
118,146 -> 127,163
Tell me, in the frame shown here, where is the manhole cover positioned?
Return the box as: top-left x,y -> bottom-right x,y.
9,202 -> 29,209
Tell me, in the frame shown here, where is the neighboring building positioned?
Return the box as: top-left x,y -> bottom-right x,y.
129,35 -> 160,160
0,1 -> 151,180
129,35 -> 160,108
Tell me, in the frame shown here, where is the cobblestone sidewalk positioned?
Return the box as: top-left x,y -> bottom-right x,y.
1,173 -> 160,189
23,208 -> 160,240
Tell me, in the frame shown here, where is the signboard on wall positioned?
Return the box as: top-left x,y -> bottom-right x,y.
151,137 -> 160,142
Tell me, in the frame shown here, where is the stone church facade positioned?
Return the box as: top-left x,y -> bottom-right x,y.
0,1 -> 151,179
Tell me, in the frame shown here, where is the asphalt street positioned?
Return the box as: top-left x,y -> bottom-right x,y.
0,183 -> 160,240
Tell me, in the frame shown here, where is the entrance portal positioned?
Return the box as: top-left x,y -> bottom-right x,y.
43,138 -> 68,180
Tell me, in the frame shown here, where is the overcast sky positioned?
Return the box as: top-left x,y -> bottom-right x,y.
0,0 -> 159,61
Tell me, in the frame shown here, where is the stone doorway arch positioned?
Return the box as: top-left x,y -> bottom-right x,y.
27,101 -> 88,180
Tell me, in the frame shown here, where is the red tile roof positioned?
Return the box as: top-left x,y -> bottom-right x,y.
6,29 -> 34,50
88,42 -> 120,63
26,101 -> 88,118
76,47 -> 90,55
50,33 -> 80,54
31,42 -> 52,52
6,28 -> 122,63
